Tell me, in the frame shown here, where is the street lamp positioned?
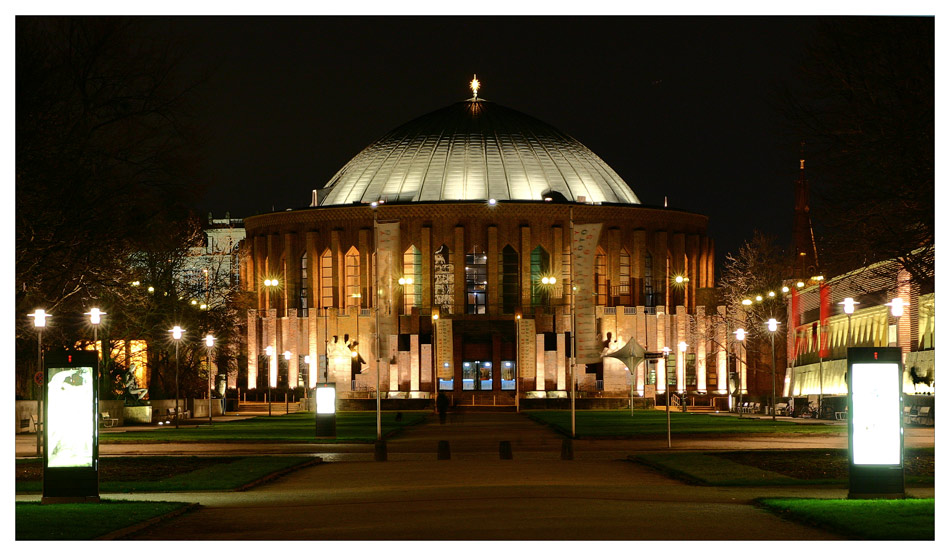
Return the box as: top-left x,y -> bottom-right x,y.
265,345 -> 274,416
432,313 -> 439,413
734,328 -> 746,417
284,350 -> 292,414
170,326 -> 184,429
205,334 -> 215,425
28,309 -> 48,456
840,297 -> 859,348
678,341 -> 688,412
661,346 -> 672,447
766,318 -> 779,421
885,297 -> 909,351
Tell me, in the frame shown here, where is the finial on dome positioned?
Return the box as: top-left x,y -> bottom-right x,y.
470,74 -> 480,100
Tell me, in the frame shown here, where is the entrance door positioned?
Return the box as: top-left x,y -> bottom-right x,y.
462,360 -> 493,390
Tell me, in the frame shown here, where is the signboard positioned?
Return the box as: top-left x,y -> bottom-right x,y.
43,349 -> 100,502
436,319 -> 453,379
315,383 -> 337,437
517,318 -> 536,378
572,222 -> 602,363
847,347 -> 904,499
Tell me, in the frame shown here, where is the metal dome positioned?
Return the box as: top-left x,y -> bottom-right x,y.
316,100 -> 640,206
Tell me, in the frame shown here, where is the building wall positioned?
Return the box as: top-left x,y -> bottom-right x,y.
242,201 -> 727,399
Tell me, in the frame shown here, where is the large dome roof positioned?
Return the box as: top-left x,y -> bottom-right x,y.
316,100 -> 640,206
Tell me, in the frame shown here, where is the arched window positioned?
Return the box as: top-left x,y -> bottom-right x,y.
530,245 -> 551,306
644,252 -> 655,308
299,252 -> 309,316
320,249 -> 333,310
501,245 -> 519,314
402,245 -> 422,312
466,245 -> 488,314
594,247 -> 607,306
345,247 -> 360,307
619,248 -> 631,306
433,244 -> 454,314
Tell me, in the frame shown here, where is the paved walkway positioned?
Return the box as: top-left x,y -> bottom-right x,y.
14,411 -> 935,540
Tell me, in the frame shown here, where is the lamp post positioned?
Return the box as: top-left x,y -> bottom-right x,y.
734,328 -> 746,418
28,309 -> 48,456
170,326 -> 184,429
265,345 -> 274,416
678,341 -> 688,412
432,313 -> 439,414
661,346 -> 672,447
885,297 -> 908,349
840,297 -> 858,348
515,313 -> 521,413
284,350 -> 292,414
767,318 -> 779,421
84,308 -> 105,413
205,334 -> 215,425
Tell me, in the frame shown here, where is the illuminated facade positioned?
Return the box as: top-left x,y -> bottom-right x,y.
785,258 -> 935,399
242,95 -> 728,406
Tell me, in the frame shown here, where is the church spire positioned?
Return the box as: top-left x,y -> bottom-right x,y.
792,140 -> 819,278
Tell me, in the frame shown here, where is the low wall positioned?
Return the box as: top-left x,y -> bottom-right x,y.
191,399 -> 226,418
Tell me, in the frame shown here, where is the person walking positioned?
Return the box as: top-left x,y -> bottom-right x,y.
436,392 -> 449,425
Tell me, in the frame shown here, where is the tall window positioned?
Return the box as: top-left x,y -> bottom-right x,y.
299,252 -> 309,316
501,245 -> 519,314
345,247 -> 360,308
530,245 -> 550,306
644,252 -> 655,308
321,249 -> 333,310
594,247 -> 607,306
619,248 -> 631,306
402,245 -> 422,312
466,246 -> 487,314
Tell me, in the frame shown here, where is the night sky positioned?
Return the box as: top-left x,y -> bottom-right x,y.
162,16 -> 824,267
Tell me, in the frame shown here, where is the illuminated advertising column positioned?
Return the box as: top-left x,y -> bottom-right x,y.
315,382 -> 337,438
43,350 -> 100,503
847,347 -> 904,499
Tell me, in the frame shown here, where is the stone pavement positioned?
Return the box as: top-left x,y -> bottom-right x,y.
14,411 -> 936,540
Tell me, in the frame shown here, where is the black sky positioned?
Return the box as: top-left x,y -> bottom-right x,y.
160,16 -> 823,268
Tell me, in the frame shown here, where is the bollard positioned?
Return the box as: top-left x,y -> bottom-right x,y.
437,440 -> 451,460
561,438 -> 574,460
374,440 -> 387,462
499,440 -> 513,460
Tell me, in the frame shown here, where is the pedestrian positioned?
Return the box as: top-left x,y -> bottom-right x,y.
436,392 -> 449,425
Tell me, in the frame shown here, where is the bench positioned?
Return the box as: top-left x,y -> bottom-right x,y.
99,412 -> 119,428
30,414 -> 43,433
912,406 -> 932,426
165,407 -> 191,420
835,411 -> 848,421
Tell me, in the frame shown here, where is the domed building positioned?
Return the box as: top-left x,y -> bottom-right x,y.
242,85 -> 728,409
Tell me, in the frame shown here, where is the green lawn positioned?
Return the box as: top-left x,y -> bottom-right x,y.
100,411 -> 427,443
525,410 -> 846,437
16,500 -> 191,540
632,448 -> 934,487
757,498 -> 934,540
17,456 -> 318,493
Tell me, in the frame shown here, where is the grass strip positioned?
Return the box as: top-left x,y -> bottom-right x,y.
16,500 -> 190,540
17,456 -> 318,493
100,411 -> 427,443
632,453 -> 809,486
525,410 -> 845,438
756,497 -> 934,540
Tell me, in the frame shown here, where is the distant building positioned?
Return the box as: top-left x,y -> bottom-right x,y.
179,212 -> 245,305
785,254 -> 935,405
